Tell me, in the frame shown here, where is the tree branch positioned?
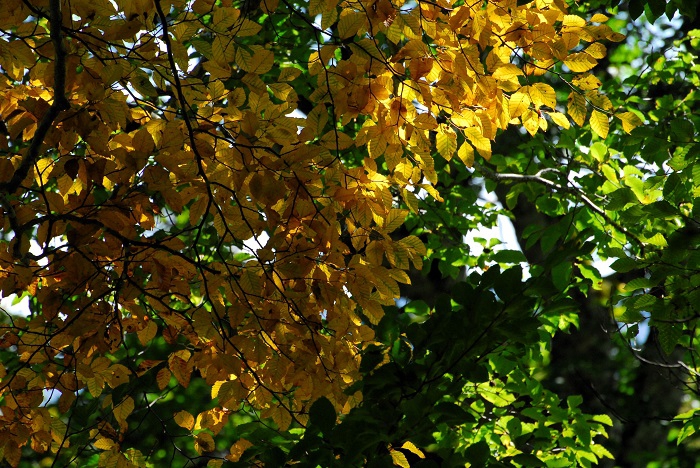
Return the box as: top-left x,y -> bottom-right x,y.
0,0 -> 70,196
475,162 -> 646,255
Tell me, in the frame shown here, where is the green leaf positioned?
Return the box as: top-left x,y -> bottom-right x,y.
464,440 -> 490,465
492,249 -> 527,264
309,397 -> 337,435
592,414 -> 613,426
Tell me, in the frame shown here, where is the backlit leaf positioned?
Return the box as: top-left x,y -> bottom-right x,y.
590,110 -> 609,139
567,92 -> 587,126
564,52 -> 598,72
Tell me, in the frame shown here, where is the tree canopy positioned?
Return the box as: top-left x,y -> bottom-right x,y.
0,0 -> 699,466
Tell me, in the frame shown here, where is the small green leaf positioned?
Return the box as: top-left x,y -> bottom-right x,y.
492,249 -> 527,264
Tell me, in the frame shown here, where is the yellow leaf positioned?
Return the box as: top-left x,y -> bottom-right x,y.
508,91 -> 530,119
616,111 -> 643,133
564,52 -> 598,73
398,235 -> 426,256
169,354 -> 192,388
234,18 -> 263,37
493,63 -> 524,81
156,368 -> 171,390
402,189 -> 420,213
270,406 -> 292,431
361,300 -> 385,325
278,67 -> 301,81
522,109 -> 539,136
240,268 -> 262,295
236,46 -> 273,74
567,92 -> 587,127
590,110 -> 609,139
93,438 -> 116,450
87,377 -> 103,398
391,449 -> 411,468
35,157 -> 54,184
584,42 -> 607,59
137,319 -> 158,346
562,15 -> 586,28
384,209 -> 409,233
572,73 -> 602,90
545,111 -> 570,129
464,127 -> 491,160
113,397 -> 134,425
529,83 -> 556,109
436,128 -> 457,161
338,11 -> 366,39
306,104 -> 329,138
401,441 -> 425,458
320,130 -> 355,150
227,439 -> 254,463
590,13 -> 609,22
585,90 -> 613,110
412,113 -> 438,130
174,410 -> 195,430
194,432 -> 216,455
457,142 -> 474,167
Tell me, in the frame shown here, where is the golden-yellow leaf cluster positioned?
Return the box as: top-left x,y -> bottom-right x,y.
0,0 -> 619,464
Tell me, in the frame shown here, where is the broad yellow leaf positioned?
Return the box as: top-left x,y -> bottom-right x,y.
194,432 -> 216,455
412,113 -> 438,130
567,92 -> 587,127
174,410 -> 195,430
545,111 -> 570,129
572,73 -> 602,90
320,130 -> 355,150
227,439 -> 254,463
156,368 -> 171,391
93,438 -> 116,450
522,109 -> 540,136
585,90 -> 613,110
493,63 -> 524,80
401,441 -> 425,458
338,11 -> 366,39
137,320 -> 158,346
436,128 -> 457,161
562,15 -> 586,28
464,127 -> 492,160
402,189 -> 420,213
457,142 -> 474,167
189,196 -> 208,226
235,18 -> 263,37
585,42 -> 607,59
616,111 -> 643,133
384,209 -> 409,233
113,397 -> 134,425
564,52 -> 597,72
240,268 -> 262,295
590,110 -> 609,139
529,83 -> 556,109
278,67 -> 301,81
391,450 -> 410,468
509,91 -> 530,119
236,46 -> 274,74
590,13 -> 609,22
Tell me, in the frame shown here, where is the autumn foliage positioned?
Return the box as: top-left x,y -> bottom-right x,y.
0,0 -> 638,465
